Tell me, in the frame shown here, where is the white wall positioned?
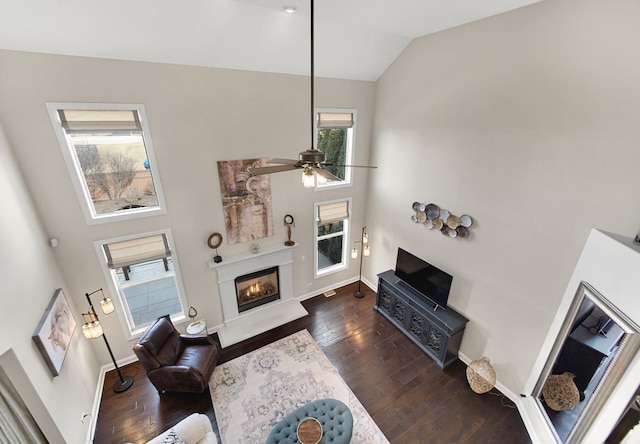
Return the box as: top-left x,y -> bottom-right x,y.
367,0 -> 640,396
0,50 -> 376,363
0,125 -> 99,443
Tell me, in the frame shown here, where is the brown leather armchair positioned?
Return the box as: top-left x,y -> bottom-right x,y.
133,315 -> 220,393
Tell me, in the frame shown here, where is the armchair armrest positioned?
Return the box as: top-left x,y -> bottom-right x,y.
180,334 -> 217,346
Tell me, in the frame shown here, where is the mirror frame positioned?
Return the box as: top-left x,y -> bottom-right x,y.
532,281 -> 640,443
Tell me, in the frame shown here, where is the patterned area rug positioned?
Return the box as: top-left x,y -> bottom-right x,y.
210,329 -> 389,443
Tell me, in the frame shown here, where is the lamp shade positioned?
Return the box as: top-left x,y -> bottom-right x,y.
82,320 -> 104,339
362,232 -> 369,244
363,245 -> 371,257
302,169 -> 315,187
351,248 -> 358,259
100,297 -> 115,315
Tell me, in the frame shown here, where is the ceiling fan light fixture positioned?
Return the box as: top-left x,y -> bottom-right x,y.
302,167 -> 315,187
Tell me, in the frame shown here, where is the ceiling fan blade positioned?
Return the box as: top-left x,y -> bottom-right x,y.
249,164 -> 300,176
312,166 -> 342,182
268,158 -> 299,165
323,163 -> 378,169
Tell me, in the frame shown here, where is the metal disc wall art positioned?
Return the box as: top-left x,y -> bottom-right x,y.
410,201 -> 474,240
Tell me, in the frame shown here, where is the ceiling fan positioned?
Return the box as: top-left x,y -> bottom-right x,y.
248,0 -> 376,186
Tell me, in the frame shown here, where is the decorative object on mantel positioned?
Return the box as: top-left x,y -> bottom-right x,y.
284,214 -> 295,246
411,201 -> 473,239
542,372 -> 580,411
82,288 -> 134,393
250,243 -> 260,254
466,357 -> 496,394
207,232 -> 223,263
351,226 -> 371,298
217,158 -> 274,244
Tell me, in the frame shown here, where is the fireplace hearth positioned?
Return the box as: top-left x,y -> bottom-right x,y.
234,266 -> 280,313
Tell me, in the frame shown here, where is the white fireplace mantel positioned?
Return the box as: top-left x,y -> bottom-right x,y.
209,244 -> 307,347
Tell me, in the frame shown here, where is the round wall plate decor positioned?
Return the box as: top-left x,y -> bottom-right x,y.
207,232 -> 223,249
426,204 -> 440,219
460,214 -> 473,228
447,215 -> 461,229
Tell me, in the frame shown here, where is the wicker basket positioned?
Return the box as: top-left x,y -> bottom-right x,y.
466,357 -> 496,394
542,372 -> 580,411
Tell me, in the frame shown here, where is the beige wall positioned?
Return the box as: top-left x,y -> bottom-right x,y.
0,125 -> 98,443
367,0 -> 640,395
0,50 -> 376,364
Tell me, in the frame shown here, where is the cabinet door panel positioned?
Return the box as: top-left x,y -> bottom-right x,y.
392,296 -> 408,325
408,309 -> 427,342
424,324 -> 447,359
378,286 -> 393,316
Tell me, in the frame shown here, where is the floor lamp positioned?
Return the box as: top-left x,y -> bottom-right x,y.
82,288 -> 134,393
351,226 -> 371,298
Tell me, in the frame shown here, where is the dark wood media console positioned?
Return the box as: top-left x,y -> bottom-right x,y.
375,270 -> 469,369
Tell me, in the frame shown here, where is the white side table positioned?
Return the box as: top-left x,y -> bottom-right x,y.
186,319 -> 207,336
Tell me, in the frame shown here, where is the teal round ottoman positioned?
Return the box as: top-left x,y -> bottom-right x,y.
266,398 -> 353,444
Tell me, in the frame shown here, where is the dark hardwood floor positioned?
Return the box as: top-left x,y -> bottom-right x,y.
94,282 -> 531,443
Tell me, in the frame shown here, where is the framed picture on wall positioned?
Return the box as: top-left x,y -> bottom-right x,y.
216,158 -> 274,244
32,288 -> 77,376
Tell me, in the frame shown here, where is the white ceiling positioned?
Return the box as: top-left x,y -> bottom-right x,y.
0,0 -> 540,81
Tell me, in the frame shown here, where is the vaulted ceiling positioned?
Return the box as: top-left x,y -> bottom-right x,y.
0,0 -> 539,81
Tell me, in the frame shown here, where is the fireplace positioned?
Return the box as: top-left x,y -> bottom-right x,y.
210,243 -> 307,347
234,266 -> 280,313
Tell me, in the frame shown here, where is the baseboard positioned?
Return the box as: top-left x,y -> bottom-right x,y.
87,354 -> 139,443
296,276 -> 377,301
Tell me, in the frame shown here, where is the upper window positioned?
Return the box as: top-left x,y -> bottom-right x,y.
315,199 -> 351,277
315,110 -> 355,189
96,230 -> 187,337
47,103 -> 166,224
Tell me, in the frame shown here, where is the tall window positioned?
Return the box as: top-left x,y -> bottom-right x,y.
316,110 -> 355,189
96,230 -> 187,336
315,199 -> 351,277
47,103 -> 166,224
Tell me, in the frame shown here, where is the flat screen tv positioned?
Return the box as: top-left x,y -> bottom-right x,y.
395,248 -> 453,309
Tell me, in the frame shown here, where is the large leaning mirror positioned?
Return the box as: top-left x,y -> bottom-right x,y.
533,281 -> 640,443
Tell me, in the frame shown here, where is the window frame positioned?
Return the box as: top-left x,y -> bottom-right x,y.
314,108 -> 356,190
94,229 -> 188,339
314,198 -> 351,278
46,102 -> 167,225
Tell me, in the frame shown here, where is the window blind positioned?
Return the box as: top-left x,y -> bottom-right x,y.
317,112 -> 354,129
103,234 -> 170,269
317,201 -> 349,225
58,109 -> 142,134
